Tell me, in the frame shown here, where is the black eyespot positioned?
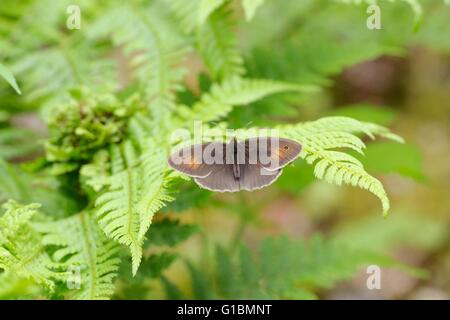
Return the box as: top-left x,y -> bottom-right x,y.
283,145 -> 289,150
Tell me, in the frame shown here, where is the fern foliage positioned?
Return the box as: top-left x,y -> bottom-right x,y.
335,0 -> 423,26
178,77 -> 318,123
94,140 -> 173,275
242,0 -> 266,20
0,63 -> 21,94
89,3 -> 188,111
35,212 -> 120,299
281,117 -> 403,216
165,234 -> 421,299
197,4 -> 245,81
0,201 -> 61,290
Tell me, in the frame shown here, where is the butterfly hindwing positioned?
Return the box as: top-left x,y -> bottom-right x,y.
238,164 -> 282,191
195,164 -> 240,192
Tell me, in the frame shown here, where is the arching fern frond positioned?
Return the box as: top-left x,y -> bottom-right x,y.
94,140 -> 173,275
168,234 -> 417,299
0,0 -> 113,106
166,0 -> 265,28
178,77 -> 318,123
242,0 -> 265,20
0,63 -> 21,94
198,0 -> 227,25
197,116 -> 402,216
165,0 -> 199,34
89,4 -> 188,114
11,43 -> 113,108
0,200 -> 61,290
197,4 -> 245,81
0,159 -> 32,203
35,211 -> 121,300
280,117 -> 403,216
0,270 -> 41,299
335,0 -> 422,26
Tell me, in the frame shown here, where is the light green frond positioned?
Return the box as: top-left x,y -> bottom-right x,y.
280,117 -> 403,216
175,234 -> 421,299
0,158 -> 32,203
94,140 -> 172,275
180,77 -> 318,122
0,271 -> 41,299
137,146 -> 174,240
334,0 -> 422,25
198,0 -> 227,25
11,45 -> 113,107
35,212 -> 120,300
197,5 -> 245,81
165,0 -> 199,33
166,0 -> 265,29
242,0 -> 265,20
95,143 -> 143,275
0,200 -> 60,289
0,63 -> 21,94
89,4 -> 188,111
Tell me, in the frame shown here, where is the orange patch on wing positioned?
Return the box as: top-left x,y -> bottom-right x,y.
187,154 -> 201,169
271,147 -> 282,160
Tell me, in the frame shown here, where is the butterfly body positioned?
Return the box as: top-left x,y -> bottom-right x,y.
168,137 -> 301,192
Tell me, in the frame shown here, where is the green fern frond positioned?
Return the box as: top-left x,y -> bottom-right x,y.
0,63 -> 21,94
94,140 -> 172,275
95,143 -> 144,275
12,45 -> 113,107
198,0 -> 227,25
0,159 -> 32,203
175,234 -> 417,299
166,0 -> 265,29
179,77 -> 318,123
242,0 -> 265,20
197,4 -> 245,81
0,126 -> 41,160
335,0 -> 422,26
0,0 -> 71,57
0,271 -> 41,299
165,0 -> 200,34
280,116 -> 403,216
89,4 -> 188,113
167,0 -> 227,28
0,200 -> 61,290
35,211 -> 121,300
0,0 -> 113,105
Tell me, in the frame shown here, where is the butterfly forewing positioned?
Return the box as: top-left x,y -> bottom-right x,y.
168,142 -> 225,177
244,137 -> 301,170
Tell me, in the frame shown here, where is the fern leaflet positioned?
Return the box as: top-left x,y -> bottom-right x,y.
0,200 -> 61,290
35,211 -> 121,299
178,77 -> 318,123
95,140 -> 172,275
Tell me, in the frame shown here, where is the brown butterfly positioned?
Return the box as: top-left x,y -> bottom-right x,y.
168,137 -> 301,192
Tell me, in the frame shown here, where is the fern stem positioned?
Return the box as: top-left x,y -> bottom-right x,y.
79,212 -> 97,299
